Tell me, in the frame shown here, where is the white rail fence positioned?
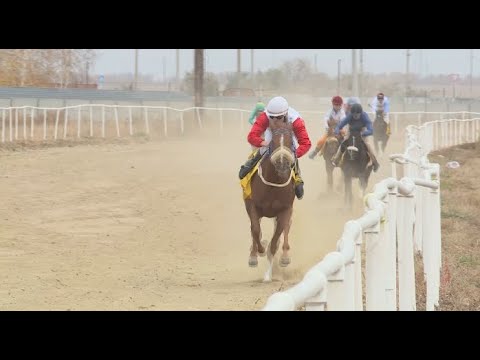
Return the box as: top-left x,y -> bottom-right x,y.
1,104 -> 480,142
261,114 -> 479,311
0,104 -> 474,310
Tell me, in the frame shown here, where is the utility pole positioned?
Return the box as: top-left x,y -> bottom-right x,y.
162,56 -> 166,83
176,49 -> 180,90
134,49 -> 139,90
250,49 -> 254,78
237,49 -> 241,86
194,49 -> 204,108
314,53 -> 318,73
419,49 -> 423,77
337,59 -> 341,95
352,49 -> 358,97
406,49 -> 411,109
359,49 -> 363,98
470,49 -> 474,98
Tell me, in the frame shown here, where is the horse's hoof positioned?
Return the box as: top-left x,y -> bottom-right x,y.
279,256 -> 291,267
248,257 -> 258,267
258,240 -> 268,257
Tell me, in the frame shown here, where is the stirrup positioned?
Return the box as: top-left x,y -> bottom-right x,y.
295,183 -> 304,200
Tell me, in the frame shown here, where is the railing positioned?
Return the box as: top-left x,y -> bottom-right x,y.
1,104 -> 480,143
0,103 -> 474,310
261,116 -> 480,310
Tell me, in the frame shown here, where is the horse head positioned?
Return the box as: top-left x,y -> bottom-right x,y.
342,130 -> 369,168
375,110 -> 384,122
268,117 -> 295,180
344,134 -> 361,162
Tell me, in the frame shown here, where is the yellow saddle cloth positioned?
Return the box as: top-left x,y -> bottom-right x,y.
240,151 -> 300,200
240,160 -> 261,200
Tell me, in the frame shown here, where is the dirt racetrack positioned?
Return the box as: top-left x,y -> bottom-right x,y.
0,127 -> 404,310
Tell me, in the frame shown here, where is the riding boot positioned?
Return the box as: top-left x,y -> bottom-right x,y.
239,150 -> 263,179
293,158 -> 304,200
331,146 -> 343,167
364,141 -> 380,172
308,147 -> 320,159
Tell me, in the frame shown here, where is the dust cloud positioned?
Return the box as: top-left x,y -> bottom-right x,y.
0,113 -> 406,310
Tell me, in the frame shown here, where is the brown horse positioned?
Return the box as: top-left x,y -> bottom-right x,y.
322,120 -> 344,192
244,117 -> 296,282
373,110 -> 390,157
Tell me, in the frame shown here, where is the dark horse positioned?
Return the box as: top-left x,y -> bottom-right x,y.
340,130 -> 373,208
322,121 -> 343,192
373,110 -> 390,157
244,117 -> 295,282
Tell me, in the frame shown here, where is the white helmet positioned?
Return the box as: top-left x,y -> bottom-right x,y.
346,97 -> 360,106
266,96 -> 289,118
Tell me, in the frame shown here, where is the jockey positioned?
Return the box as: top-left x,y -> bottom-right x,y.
370,92 -> 390,122
370,92 -> 391,135
238,96 -> 312,200
344,96 -> 361,116
308,95 -> 346,159
248,101 -> 265,125
331,103 -> 380,172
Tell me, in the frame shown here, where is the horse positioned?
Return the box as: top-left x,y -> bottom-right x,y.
373,110 -> 390,157
244,117 -> 296,282
322,120 -> 343,192
339,130 -> 373,208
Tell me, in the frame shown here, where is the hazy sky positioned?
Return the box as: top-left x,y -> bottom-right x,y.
93,49 -> 480,81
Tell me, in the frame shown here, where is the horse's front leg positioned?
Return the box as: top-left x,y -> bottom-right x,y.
264,207 -> 293,282
280,207 -> 293,267
245,201 -> 264,267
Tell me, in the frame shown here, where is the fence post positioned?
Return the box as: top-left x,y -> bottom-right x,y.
144,107 -> 149,135
385,182 -> 398,310
354,230 -> 363,311
365,218 -> 387,311
305,277 -> 327,311
396,190 -> 416,311
325,254 -> 353,311
30,108 -> 35,140
15,108 -> 18,140
77,107 -> 81,138
196,107 -> 203,130
54,109 -> 60,140
63,108 -> 69,139
23,108 -> 27,139
114,107 -> 120,137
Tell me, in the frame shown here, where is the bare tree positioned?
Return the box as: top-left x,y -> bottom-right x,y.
0,49 -> 97,87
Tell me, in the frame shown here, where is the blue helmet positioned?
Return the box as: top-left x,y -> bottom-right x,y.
351,103 -> 363,114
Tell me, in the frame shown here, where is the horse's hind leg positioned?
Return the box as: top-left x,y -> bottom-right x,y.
264,208 -> 292,282
344,174 -> 353,209
326,164 -> 334,192
245,203 -> 264,268
382,137 -> 389,154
